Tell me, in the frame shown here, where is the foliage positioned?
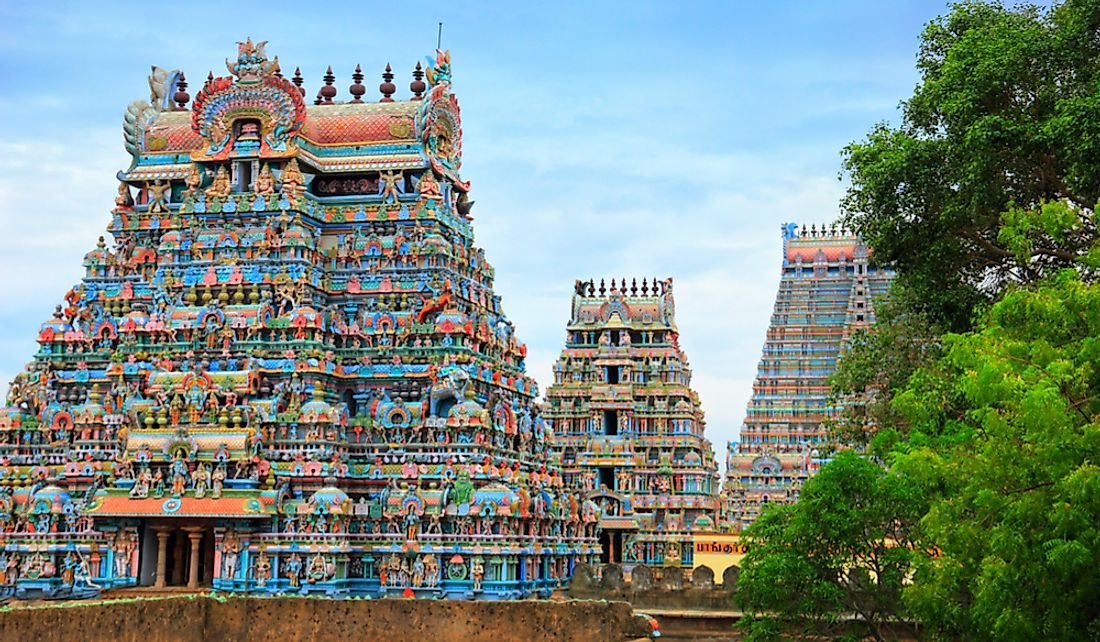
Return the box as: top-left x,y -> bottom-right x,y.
893,271 -> 1100,641
841,0 -> 1100,331
736,451 -> 925,642
828,287 -> 943,454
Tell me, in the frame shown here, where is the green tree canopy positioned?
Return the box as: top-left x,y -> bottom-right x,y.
894,271 -> 1100,641
841,0 -> 1100,330
737,451 -> 926,642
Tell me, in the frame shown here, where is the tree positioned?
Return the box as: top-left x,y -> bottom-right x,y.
828,287 -> 943,454
841,0 -> 1100,331
736,451 -> 925,642
893,271 -> 1100,641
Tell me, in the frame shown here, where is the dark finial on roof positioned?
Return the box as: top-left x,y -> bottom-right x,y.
631,278 -> 638,296
411,62 -> 426,100
599,279 -> 606,297
292,67 -> 305,95
349,64 -> 366,103
205,71 -> 214,90
641,278 -> 648,295
380,63 -> 396,103
320,66 -> 337,104
314,89 -> 324,106
173,72 -> 190,110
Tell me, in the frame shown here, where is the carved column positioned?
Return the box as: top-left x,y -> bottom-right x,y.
154,527 -> 172,588
185,528 -> 203,589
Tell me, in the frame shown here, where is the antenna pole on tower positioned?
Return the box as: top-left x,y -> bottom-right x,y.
437,22 -> 443,49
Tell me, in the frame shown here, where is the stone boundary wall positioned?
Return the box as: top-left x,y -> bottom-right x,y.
569,563 -> 739,611
0,595 -> 652,642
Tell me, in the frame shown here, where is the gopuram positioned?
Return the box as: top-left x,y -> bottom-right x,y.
722,224 -> 892,531
0,40 -> 598,599
544,279 -> 721,569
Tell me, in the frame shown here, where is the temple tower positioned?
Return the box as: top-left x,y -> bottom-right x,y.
544,278 -> 721,570
722,224 -> 893,531
0,42 -> 596,598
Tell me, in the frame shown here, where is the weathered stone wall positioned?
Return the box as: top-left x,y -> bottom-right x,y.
0,595 -> 652,642
569,563 -> 739,611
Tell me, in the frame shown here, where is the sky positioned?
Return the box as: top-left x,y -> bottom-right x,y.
0,0 -> 955,471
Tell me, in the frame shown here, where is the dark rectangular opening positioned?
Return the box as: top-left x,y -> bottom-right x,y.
598,466 -> 615,490
599,530 -> 623,564
609,330 -> 620,344
606,366 -> 620,384
603,410 -> 618,435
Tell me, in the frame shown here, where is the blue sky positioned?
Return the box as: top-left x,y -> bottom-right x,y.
0,0 -> 954,468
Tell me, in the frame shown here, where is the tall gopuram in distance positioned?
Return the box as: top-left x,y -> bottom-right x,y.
544,278 -> 721,570
0,40 -> 597,599
721,223 -> 893,531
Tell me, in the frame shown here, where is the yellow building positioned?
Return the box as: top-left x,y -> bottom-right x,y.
691,533 -> 745,584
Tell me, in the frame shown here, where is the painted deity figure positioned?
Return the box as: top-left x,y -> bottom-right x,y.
379,170 -> 402,203
307,552 -> 329,583
193,463 -> 210,498
403,505 -> 420,541
130,467 -> 151,498
416,170 -> 442,201
664,542 -> 681,567
280,159 -> 305,198
253,550 -> 271,587
61,551 -> 77,586
148,180 -> 171,214
471,555 -> 484,591
411,555 -> 425,588
221,528 -> 241,579
115,181 -> 134,210
205,166 -> 231,199
184,165 -> 202,195
254,164 -> 275,195
151,469 -> 165,498
211,464 -> 226,498
112,529 -> 135,578
170,454 -> 189,496
285,552 -> 303,589
423,553 -> 439,588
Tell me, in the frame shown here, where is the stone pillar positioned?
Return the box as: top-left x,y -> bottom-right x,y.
185,528 -> 203,589
173,533 -> 186,584
154,527 -> 172,588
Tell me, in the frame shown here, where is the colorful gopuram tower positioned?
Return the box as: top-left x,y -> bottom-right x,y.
0,41 -> 597,599
721,224 -> 893,531
544,278 -> 721,570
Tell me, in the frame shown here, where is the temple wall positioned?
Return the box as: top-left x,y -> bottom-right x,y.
568,562 -> 738,611
0,595 -> 652,642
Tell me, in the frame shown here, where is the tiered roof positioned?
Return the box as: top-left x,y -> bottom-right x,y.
546,278 -> 721,568
721,223 -> 893,531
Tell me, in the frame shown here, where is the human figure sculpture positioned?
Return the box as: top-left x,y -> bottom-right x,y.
379,170 -> 402,203
280,159 -> 305,198
254,550 -> 271,587
285,552 -> 302,589
148,180 -> 171,214
417,171 -> 442,201
193,463 -> 210,498
471,556 -> 484,591
112,529 -> 134,578
205,166 -> 231,199
254,164 -> 275,195
221,528 -> 241,579
211,464 -> 226,498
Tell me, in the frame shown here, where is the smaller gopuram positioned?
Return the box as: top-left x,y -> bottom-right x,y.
545,278 -> 721,570
721,224 -> 893,531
